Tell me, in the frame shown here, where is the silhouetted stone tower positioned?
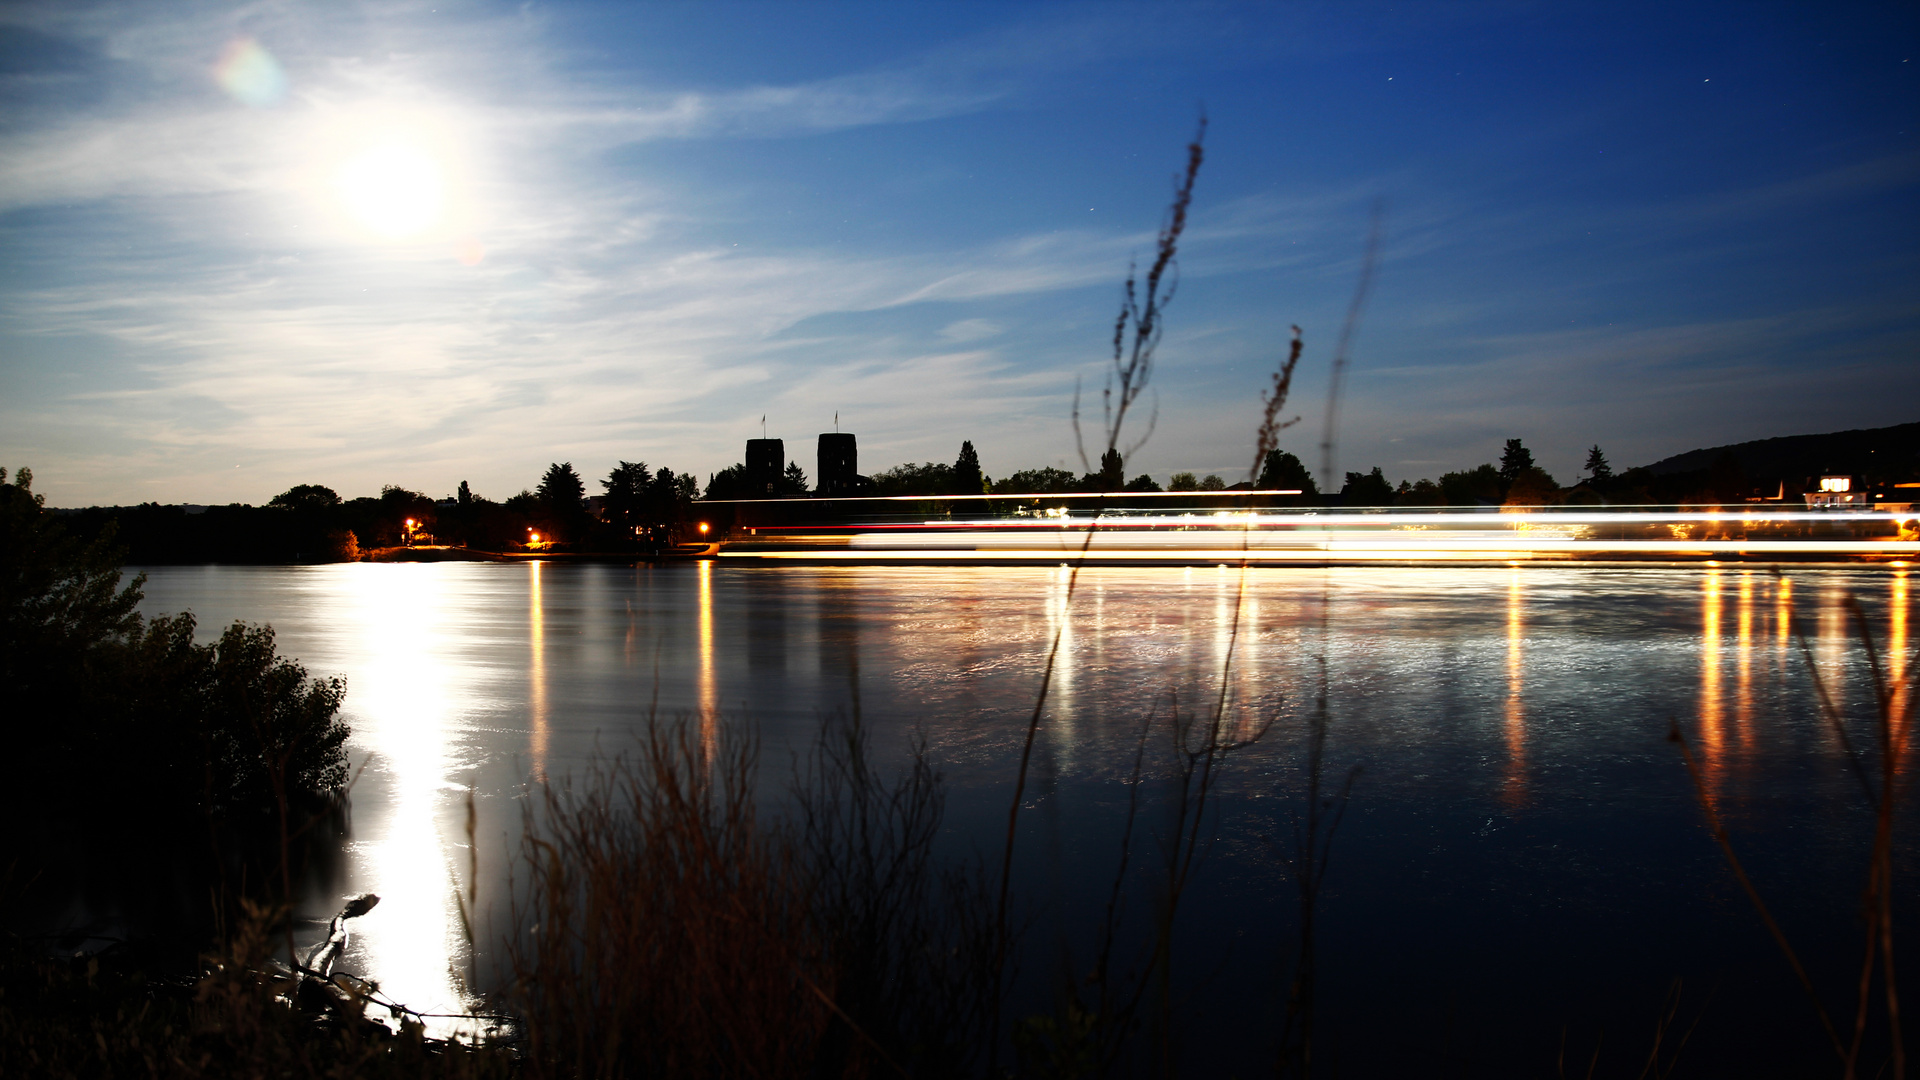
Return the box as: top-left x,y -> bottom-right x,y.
746,438 -> 784,497
817,433 -> 858,497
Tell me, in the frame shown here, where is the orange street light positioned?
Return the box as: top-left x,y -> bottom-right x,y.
698,522 -> 710,534
529,532 -> 541,543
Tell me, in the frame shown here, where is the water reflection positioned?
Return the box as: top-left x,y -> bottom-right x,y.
1503,569 -> 1526,805
1698,569 -> 1725,801
1046,564 -> 1077,739
335,566 -> 471,1031
1892,568 -> 1910,764
122,560 -> 1918,1054
698,558 -> 717,762
529,561 -> 548,780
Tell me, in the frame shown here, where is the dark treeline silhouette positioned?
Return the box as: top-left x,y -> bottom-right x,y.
636,423 -> 1912,516
50,460 -> 704,563
44,422 -> 1920,567
788,423 -> 1917,511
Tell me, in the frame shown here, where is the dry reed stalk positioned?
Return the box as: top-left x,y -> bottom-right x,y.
1274,208 -> 1383,1080
1073,114 -> 1206,474
1316,202 -> 1384,489
1251,327 -> 1303,484
507,718 -> 827,1079
506,711 -> 992,1080
994,116 -> 1207,1073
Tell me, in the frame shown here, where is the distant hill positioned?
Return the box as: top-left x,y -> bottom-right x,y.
1637,421 -> 1920,486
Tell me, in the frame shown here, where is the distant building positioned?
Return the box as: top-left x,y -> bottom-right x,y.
746,438 -> 784,497
817,432 -> 859,496
1806,474 -> 1869,510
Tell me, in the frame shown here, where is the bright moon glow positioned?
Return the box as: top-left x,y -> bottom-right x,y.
336,142 -> 446,239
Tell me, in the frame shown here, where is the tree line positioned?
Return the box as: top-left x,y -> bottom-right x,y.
38,434 -> 1815,568
49,459 -> 706,563
709,435 -> 1756,508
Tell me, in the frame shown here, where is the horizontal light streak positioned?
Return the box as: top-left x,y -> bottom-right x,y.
854,511 -> 1912,527
719,537 -> 1918,561
707,508 -> 1917,562
701,489 -> 1306,504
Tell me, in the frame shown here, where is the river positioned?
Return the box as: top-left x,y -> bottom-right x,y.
132,561 -> 1915,1074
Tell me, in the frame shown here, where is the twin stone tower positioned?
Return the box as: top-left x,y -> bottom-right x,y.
745,432 -> 861,498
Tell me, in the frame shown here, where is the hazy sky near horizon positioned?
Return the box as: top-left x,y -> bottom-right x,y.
1,1 -> 1915,506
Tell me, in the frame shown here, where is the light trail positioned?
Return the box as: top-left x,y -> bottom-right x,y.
703,506 -> 1918,563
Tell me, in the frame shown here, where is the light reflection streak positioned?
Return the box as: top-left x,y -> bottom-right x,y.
1891,568 -> 1910,770
1777,576 -> 1793,652
1235,592 -> 1261,742
1046,565 -> 1076,728
338,566 -> 470,1036
1737,573 -> 1755,749
1698,569 -> 1725,803
1817,586 -> 1848,708
697,559 -> 717,764
529,561 -> 547,781
1215,567 -> 1235,717
1503,569 -> 1526,806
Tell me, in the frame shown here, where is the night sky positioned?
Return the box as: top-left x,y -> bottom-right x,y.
1,1 -> 1914,506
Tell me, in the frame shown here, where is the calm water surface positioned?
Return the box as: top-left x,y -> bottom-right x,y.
133,562 -> 1916,1073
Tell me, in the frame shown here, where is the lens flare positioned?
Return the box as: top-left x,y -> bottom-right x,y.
214,38 -> 287,108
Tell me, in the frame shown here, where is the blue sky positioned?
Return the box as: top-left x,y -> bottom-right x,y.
1,1 -> 1914,505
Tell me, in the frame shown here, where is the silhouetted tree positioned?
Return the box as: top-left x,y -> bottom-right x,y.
1395,478 -> 1445,506
458,480 -> 472,507
1583,445 -> 1613,483
1167,471 -> 1199,491
871,462 -> 954,497
1498,439 -> 1535,486
1503,466 -> 1561,507
781,461 -> 810,496
603,461 -> 653,529
1197,474 -> 1226,492
1340,467 -> 1394,506
993,467 -> 1079,495
354,484 -> 434,548
1439,464 -> 1504,506
705,464 -> 753,501
1256,449 -> 1318,495
1093,448 -> 1125,491
952,441 -> 984,495
3,466 -> 349,821
1123,474 -> 1162,492
539,463 -> 587,517
3,467 -> 143,728
267,484 -> 340,512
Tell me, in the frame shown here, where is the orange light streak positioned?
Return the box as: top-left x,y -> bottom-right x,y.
1892,568 -> 1910,771
1699,569 -> 1725,804
1504,569 -> 1527,807
1737,572 -> 1755,750
697,559 -> 717,767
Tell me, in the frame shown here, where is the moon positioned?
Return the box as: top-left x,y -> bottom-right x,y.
335,141 -> 446,240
